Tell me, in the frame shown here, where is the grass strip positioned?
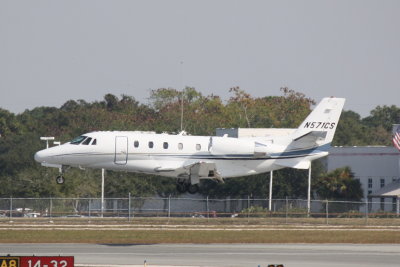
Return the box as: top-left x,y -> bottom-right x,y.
1,229 -> 399,244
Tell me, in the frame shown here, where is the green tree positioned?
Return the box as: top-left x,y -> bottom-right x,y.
333,110 -> 370,146
1,88 -> 397,199
363,105 -> 400,132
314,167 -> 363,201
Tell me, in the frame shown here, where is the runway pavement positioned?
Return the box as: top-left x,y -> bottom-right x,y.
1,243 -> 400,267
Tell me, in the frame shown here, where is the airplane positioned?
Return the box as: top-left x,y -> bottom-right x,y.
34,97 -> 345,194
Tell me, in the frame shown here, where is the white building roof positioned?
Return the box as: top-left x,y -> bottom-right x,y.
328,146 -> 400,178
370,180 -> 400,197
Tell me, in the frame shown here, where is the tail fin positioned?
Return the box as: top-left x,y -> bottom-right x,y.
292,97 -> 345,147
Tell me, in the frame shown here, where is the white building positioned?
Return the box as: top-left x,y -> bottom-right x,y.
327,146 -> 400,211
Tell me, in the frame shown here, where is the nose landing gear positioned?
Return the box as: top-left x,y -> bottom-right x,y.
55,165 -> 69,184
56,175 -> 65,184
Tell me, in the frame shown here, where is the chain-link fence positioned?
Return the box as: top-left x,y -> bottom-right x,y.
0,196 -> 399,223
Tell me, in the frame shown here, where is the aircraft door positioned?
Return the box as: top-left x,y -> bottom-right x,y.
114,136 -> 128,165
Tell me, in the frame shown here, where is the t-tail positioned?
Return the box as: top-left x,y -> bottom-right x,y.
290,97 -> 346,151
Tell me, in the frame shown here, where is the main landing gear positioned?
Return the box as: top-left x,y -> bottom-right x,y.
176,179 -> 199,194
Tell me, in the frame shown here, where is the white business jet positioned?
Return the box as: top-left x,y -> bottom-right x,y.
34,97 -> 345,194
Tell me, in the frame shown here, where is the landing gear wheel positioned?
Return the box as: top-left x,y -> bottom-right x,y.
56,175 -> 65,184
187,184 -> 199,194
176,182 -> 188,193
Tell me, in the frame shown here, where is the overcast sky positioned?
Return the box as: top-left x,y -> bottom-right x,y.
1,0 -> 399,117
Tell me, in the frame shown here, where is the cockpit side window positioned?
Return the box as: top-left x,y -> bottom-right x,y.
91,139 -> 97,145
70,136 -> 87,145
82,137 -> 92,145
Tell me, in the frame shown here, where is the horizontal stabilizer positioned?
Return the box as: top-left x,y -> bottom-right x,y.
293,130 -> 327,142
275,159 -> 310,169
290,131 -> 328,149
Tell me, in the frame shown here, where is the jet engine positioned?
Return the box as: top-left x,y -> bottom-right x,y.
209,137 -> 269,158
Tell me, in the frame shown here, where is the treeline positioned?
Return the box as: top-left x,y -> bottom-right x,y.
0,87 -> 399,200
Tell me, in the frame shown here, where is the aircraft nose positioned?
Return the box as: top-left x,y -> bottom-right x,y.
34,150 -> 46,163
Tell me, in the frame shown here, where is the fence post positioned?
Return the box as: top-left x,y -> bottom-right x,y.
9,197 -> 12,222
132,197 -> 135,219
365,197 -> 368,225
49,197 -> 53,222
285,196 -> 288,224
325,199 -> 329,225
128,193 -> 131,222
247,195 -> 250,221
168,195 -> 171,218
88,199 -> 91,219
206,196 -> 209,220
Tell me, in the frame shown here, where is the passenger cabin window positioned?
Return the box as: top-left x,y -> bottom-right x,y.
82,137 -> 92,145
70,136 -> 87,145
178,143 -> 183,150
149,141 -> 154,148
196,144 -> 201,151
134,140 -> 139,148
163,142 -> 168,149
91,139 -> 97,145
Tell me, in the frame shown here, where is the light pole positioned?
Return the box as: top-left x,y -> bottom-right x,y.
269,171 -> 273,212
180,60 -> 184,132
40,137 -> 55,149
101,168 -> 105,218
308,163 -> 312,217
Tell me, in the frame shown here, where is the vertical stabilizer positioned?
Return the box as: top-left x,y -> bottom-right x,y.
292,97 -> 345,146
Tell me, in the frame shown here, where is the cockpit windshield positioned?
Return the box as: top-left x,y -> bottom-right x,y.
70,136 -> 87,145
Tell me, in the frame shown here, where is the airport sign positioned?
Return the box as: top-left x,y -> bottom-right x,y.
0,256 -> 74,267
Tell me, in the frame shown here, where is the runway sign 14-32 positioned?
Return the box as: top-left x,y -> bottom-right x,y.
0,256 -> 74,267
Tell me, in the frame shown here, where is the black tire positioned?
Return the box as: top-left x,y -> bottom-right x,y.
56,176 -> 65,184
176,182 -> 187,193
187,184 -> 199,194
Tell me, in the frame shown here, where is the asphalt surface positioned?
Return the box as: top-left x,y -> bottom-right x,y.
1,243 -> 400,267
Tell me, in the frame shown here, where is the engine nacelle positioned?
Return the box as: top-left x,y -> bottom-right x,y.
209,137 -> 269,157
